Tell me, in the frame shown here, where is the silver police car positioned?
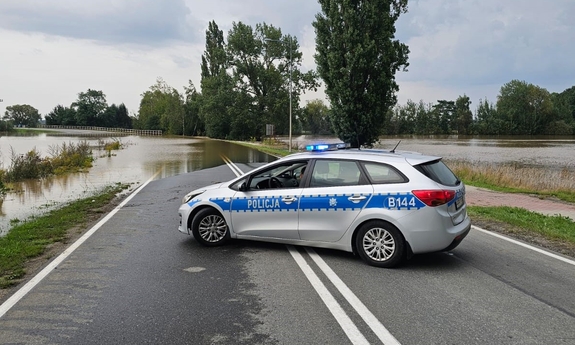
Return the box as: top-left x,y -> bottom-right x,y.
178,143 -> 471,268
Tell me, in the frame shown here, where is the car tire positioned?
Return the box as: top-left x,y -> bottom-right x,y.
355,221 -> 405,268
191,208 -> 229,247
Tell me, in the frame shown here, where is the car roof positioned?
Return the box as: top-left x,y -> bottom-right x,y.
282,149 -> 441,166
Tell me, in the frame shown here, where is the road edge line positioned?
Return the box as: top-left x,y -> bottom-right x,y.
0,174 -> 158,319
471,225 -> 575,266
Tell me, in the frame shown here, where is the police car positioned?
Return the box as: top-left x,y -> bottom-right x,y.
178,143 -> 471,268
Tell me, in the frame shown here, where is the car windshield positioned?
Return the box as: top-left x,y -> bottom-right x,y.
414,159 -> 460,186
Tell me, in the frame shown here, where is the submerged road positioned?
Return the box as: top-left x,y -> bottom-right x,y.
0,163 -> 574,344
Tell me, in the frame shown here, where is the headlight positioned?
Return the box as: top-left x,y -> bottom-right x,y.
182,190 -> 205,204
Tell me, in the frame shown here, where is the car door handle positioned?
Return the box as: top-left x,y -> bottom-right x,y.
282,197 -> 297,204
348,195 -> 367,203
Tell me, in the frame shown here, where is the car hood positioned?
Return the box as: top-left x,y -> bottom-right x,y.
192,182 -> 226,193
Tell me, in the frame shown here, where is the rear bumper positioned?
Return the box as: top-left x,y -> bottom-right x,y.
442,220 -> 471,251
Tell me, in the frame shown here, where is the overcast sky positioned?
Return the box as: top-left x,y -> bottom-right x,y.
1,0 -> 574,117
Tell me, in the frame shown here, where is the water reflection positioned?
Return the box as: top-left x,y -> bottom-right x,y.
0,133 -> 274,235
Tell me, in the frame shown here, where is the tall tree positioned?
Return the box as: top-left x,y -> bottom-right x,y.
313,0 -> 409,147
199,20 -> 317,140
3,104 -> 41,127
474,98 -> 502,135
137,78 -> 184,134
227,22 -> 317,139
199,21 -> 234,139
73,89 -> 108,126
432,100 -> 456,134
302,99 -> 332,135
183,81 -> 204,136
454,95 -> 473,134
497,80 -> 553,135
45,105 -> 77,125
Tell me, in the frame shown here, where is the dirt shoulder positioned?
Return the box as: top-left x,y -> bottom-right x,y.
466,185 -> 575,259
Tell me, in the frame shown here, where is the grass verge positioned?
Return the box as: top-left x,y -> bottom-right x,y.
468,206 -> 575,245
233,141 -> 290,158
0,183 -> 130,289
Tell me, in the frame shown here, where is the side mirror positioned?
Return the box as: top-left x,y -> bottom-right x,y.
239,182 -> 248,191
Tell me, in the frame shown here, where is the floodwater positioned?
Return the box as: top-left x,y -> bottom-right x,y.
0,130 -> 274,235
290,135 -> 575,169
1,131 -> 574,235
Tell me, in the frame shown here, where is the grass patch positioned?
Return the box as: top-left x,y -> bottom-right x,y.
468,206 -> 575,244
97,138 -> 126,157
0,183 -> 130,288
0,141 -> 93,183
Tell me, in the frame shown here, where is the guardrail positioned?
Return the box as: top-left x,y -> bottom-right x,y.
39,125 -> 162,136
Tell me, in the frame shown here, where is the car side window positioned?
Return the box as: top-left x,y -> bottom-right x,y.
362,162 -> 407,184
309,160 -> 362,187
246,161 -> 308,190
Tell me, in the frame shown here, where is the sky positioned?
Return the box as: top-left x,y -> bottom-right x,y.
1,0 -> 574,117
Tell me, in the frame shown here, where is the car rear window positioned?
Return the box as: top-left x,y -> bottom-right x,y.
361,162 -> 407,184
414,160 -> 460,186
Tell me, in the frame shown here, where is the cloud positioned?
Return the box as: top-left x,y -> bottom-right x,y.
1,0 -> 575,118
0,0 -> 202,46
397,0 -> 575,90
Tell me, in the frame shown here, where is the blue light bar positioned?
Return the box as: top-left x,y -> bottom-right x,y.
305,143 -> 350,152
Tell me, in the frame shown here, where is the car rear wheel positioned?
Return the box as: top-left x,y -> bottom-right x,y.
192,208 -> 229,246
356,221 -> 405,268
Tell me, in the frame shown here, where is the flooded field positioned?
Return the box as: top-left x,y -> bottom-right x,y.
0,130 -> 273,235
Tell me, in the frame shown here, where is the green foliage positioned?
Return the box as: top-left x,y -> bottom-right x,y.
302,99 -> 332,134
313,0 -> 409,147
45,105 -> 77,125
136,78 -> 185,135
73,89 -> 108,126
454,95 -> 473,135
432,100 -> 456,134
199,20 -> 318,140
3,104 -> 41,128
184,81 -> 204,136
496,80 -> 554,135
1,142 -> 93,182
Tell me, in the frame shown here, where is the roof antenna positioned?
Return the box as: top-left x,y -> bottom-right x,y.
390,140 -> 401,153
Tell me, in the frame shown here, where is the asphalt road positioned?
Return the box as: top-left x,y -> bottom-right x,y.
0,163 -> 574,344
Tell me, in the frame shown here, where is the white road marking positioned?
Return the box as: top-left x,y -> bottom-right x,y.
220,154 -> 243,177
287,246 -> 370,345
306,248 -> 401,345
222,158 -> 397,343
0,173 -> 159,319
472,225 -> 575,266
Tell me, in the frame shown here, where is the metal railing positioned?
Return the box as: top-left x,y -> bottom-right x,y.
39,125 -> 162,136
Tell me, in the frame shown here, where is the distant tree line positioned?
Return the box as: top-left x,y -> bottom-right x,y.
4,79 -> 575,138
385,80 -> 575,136
44,89 -> 132,128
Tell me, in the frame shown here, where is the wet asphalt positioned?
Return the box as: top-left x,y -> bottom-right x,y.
0,164 -> 574,344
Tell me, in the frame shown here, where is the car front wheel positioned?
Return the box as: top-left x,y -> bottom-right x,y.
191,208 -> 229,246
356,221 -> 405,268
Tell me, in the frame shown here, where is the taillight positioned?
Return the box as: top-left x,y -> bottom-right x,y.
412,190 -> 456,207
